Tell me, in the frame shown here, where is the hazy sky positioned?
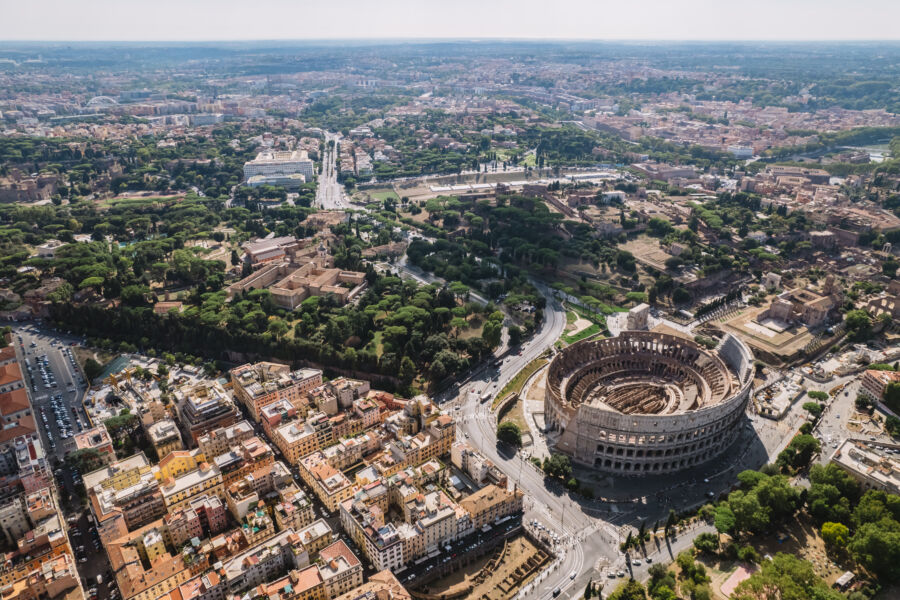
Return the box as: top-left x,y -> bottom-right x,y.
3,0 -> 900,41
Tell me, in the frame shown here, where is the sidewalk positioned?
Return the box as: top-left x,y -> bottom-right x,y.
520,365 -> 552,460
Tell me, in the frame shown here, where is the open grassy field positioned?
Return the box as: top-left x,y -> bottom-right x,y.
368,188 -> 399,202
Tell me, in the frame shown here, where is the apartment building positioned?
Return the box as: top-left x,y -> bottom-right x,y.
84,453 -> 167,544
160,461 -> 224,513
220,529 -> 309,593
402,489 -> 460,556
273,486 -> 316,533
295,519 -> 333,558
169,571 -> 224,600
239,508 -> 276,547
386,415 -> 455,469
213,437 -> 274,489
230,363 -> 322,421
339,494 -> 403,572
859,369 -> 900,400
260,399 -> 299,439
328,379 -> 370,410
318,540 -> 363,599
0,495 -> 29,545
12,436 -> 51,495
451,441 -> 507,488
332,570 -> 410,600
254,567 -> 326,600
274,412 -> 333,465
0,552 -> 80,600
174,382 -> 241,446
0,388 -> 37,468
73,425 -> 116,465
164,495 -> 227,548
147,419 -> 184,459
0,362 -> 24,394
321,436 -> 368,472
352,397 -> 381,429
458,484 -> 524,530
197,420 -> 255,463
107,529 -> 200,600
297,452 -> 354,513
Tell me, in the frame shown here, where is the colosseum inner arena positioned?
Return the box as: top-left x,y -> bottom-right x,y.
545,331 -> 753,475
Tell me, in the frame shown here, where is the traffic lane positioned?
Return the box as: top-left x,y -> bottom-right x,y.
526,545 -> 579,600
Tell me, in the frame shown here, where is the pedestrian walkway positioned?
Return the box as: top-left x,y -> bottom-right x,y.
520,365 -> 552,460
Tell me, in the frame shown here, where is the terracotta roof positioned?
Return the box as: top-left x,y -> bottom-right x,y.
0,347 -> 17,362
0,388 -> 30,416
319,540 -> 360,568
0,414 -> 36,444
290,566 -> 324,594
0,363 -> 23,387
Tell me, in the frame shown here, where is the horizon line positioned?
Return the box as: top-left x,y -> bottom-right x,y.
3,37 -> 900,44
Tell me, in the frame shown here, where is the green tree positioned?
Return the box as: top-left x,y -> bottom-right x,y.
776,434 -> 820,473
884,381 -> 900,413
79,276 -> 105,293
399,356 -> 417,386
65,448 -> 104,474
608,579 -> 646,600
693,532 -> 719,554
849,518 -> 900,581
845,309 -> 872,341
821,522 -> 850,548
802,402 -> 824,418
728,490 -> 770,535
732,553 -> 843,600
497,421 -> 522,447
83,357 -> 104,381
737,545 -> 760,564
714,504 -> 736,535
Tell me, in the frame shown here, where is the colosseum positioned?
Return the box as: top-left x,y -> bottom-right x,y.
545,331 -> 753,475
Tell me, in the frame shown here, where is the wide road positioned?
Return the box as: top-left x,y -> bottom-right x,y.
436,283 -> 630,599
316,132 -> 346,209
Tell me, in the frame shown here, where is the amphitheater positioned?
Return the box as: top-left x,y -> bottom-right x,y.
545,331 -> 753,475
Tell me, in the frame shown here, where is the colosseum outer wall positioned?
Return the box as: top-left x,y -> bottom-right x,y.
545,332 -> 753,475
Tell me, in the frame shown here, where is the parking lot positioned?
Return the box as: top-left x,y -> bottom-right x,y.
14,323 -> 89,461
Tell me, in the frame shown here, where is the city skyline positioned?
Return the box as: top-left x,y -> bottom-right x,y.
3,0 -> 900,42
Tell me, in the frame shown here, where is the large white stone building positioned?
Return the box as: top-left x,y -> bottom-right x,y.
243,150 -> 314,181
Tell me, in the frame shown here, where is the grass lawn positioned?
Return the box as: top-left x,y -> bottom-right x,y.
369,189 -> 399,202
492,357 -> 548,410
562,323 -> 602,344
366,331 -> 385,358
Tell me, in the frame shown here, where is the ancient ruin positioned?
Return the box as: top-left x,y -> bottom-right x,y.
545,331 -> 753,475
